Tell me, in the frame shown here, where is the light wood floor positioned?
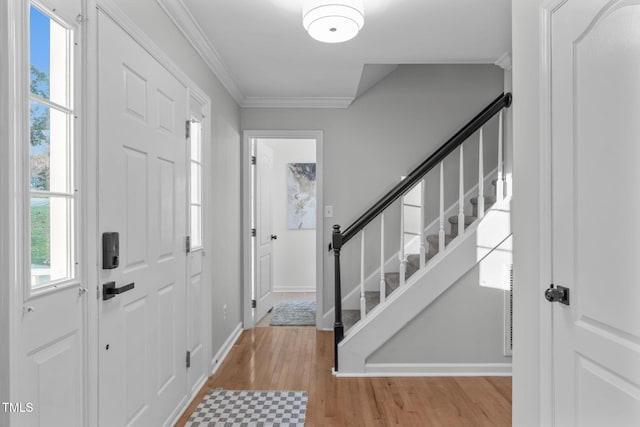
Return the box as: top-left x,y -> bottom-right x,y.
176,327 -> 512,426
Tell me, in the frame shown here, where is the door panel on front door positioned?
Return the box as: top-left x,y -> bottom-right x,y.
98,12 -> 187,427
551,1 -> 640,425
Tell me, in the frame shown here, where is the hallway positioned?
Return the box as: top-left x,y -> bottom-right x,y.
177,327 -> 511,426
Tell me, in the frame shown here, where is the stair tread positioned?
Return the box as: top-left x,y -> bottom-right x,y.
448,215 -> 477,225
426,234 -> 454,244
384,273 -> 400,295
343,309 -> 361,331
406,254 -> 421,274
365,291 -> 380,312
407,253 -> 420,264
470,195 -> 497,205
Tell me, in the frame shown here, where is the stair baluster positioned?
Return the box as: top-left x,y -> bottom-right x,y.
379,214 -> 386,304
399,199 -> 406,287
478,127 -> 485,219
419,179 -> 426,268
458,145 -> 465,237
438,162 -> 445,253
360,230 -> 366,319
496,111 -> 504,202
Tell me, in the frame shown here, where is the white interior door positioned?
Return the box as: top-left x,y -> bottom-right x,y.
551,1 -> 640,425
255,143 -> 275,322
98,13 -> 187,426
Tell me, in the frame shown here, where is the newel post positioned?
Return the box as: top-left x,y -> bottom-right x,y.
332,224 -> 344,372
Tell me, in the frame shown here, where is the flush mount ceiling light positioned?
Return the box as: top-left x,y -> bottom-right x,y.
303,0 -> 365,43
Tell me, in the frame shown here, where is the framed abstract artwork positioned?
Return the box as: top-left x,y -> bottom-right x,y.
287,163 -> 316,229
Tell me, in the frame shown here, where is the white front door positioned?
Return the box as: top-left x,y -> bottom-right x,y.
98,13 -> 187,426
255,142 -> 275,322
551,1 -> 640,425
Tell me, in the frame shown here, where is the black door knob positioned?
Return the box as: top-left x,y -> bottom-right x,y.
544,284 -> 570,305
271,234 -> 278,240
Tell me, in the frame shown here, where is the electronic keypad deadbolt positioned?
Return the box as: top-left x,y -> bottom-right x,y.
102,232 -> 119,269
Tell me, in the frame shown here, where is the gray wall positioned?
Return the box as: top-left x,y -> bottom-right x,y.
512,0 -> 544,425
241,65 -> 504,318
368,238 -> 512,364
112,0 -> 242,360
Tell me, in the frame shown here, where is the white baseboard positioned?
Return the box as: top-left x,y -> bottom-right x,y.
333,362 -> 512,377
273,286 -> 316,293
209,322 -> 243,376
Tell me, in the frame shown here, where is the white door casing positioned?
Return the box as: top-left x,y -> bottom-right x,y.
255,142 -> 275,323
550,1 -> 640,425
98,12 -> 187,427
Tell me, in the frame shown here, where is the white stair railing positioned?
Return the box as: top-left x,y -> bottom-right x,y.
399,200 -> 406,287
379,214 -> 386,304
360,230 -> 366,319
496,111 -> 504,202
438,161 -> 445,253
457,145 -> 465,237
478,127 -> 485,219
419,179 -> 426,268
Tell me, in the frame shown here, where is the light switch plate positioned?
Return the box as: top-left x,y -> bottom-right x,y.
324,205 -> 333,218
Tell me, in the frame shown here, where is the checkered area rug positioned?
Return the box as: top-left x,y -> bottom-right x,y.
186,389 -> 307,427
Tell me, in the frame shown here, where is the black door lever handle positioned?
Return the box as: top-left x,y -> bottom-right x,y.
103,281 -> 135,300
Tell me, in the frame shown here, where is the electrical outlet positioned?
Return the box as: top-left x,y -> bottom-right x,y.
223,304 -> 228,320
324,205 -> 333,218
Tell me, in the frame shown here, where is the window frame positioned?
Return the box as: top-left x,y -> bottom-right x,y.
25,1 -> 80,297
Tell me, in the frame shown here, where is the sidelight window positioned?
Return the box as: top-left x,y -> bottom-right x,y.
189,119 -> 203,250
29,4 -> 76,287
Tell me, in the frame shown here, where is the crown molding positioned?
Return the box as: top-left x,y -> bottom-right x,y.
241,96 -> 353,109
156,0 -> 244,105
495,52 -> 512,71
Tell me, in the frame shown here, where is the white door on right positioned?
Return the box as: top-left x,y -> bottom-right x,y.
551,1 -> 640,425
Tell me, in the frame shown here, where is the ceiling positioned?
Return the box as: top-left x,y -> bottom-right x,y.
159,0 -> 512,107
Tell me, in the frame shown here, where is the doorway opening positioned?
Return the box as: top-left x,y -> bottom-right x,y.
242,131 -> 323,329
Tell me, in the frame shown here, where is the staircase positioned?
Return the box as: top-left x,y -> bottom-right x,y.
341,194 -> 498,332
330,93 -> 512,373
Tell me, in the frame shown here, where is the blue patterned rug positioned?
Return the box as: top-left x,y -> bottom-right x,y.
186,389 -> 307,426
269,300 -> 316,326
